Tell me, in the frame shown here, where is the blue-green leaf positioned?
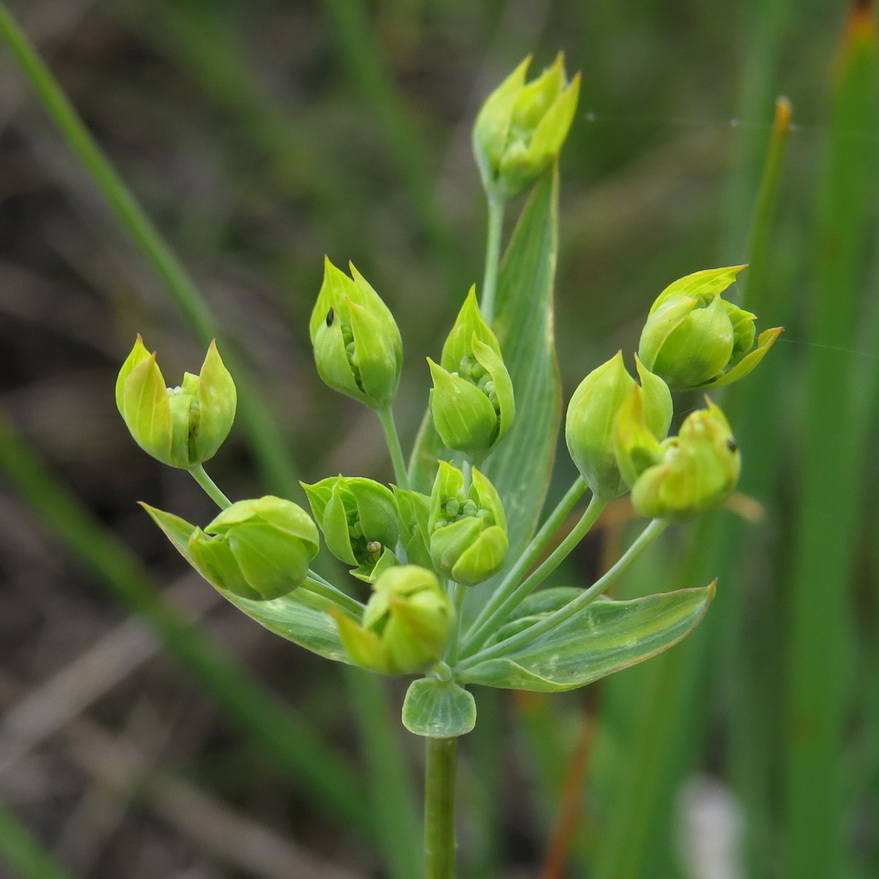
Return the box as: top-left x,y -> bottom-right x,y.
143,504 -> 350,664
402,677 -> 477,738
458,584 -> 715,692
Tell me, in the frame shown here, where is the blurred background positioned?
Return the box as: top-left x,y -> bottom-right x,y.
0,0 -> 877,877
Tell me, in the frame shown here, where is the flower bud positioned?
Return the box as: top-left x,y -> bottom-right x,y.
429,287 -> 515,463
631,399 -> 741,520
429,462 -> 508,586
115,336 -> 236,469
301,476 -> 399,580
187,496 -> 319,600
309,258 -> 403,410
330,565 -> 454,675
638,266 -> 783,390
565,352 -> 672,499
473,54 -> 581,200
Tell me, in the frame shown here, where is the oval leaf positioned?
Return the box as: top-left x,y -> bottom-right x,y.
402,678 -> 477,738
142,504 -> 350,664
458,584 -> 715,692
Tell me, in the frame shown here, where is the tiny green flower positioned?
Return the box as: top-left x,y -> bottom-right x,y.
301,475 -> 399,581
565,352 -> 672,500
473,54 -> 581,200
115,335 -> 236,469
330,565 -> 454,676
638,266 -> 783,390
631,399 -> 741,520
428,462 -> 508,586
309,258 -> 403,410
429,287 -> 515,463
187,496 -> 319,601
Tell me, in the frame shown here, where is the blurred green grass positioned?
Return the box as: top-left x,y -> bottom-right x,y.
0,1 -> 877,877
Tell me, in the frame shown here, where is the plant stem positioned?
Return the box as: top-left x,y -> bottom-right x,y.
424,737 -> 458,879
458,519 -> 668,670
446,582 -> 469,666
378,406 -> 410,490
302,575 -> 364,618
480,193 -> 506,325
461,485 -> 600,658
462,477 -> 588,649
189,464 -> 232,509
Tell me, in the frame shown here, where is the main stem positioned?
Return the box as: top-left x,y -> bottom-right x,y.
424,737 -> 458,879
480,193 -> 506,325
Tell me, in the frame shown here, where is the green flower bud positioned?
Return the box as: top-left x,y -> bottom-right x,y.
309,258 -> 403,409
187,496 -> 319,600
429,287 -> 515,463
428,462 -> 508,586
612,384 -> 665,488
115,336 -> 236,469
301,475 -> 399,580
631,399 -> 741,521
393,488 -> 434,569
473,54 -> 581,201
330,565 -> 454,675
565,352 -> 672,500
638,266 -> 783,390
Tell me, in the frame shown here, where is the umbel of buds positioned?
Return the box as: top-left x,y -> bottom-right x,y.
429,462 -> 508,586
428,288 -> 515,463
309,258 -> 403,410
301,476 -> 399,581
473,54 -> 581,201
638,265 -> 783,391
625,399 -> 741,520
565,352 -> 672,500
331,565 -> 455,676
187,496 -> 320,601
116,336 -> 237,469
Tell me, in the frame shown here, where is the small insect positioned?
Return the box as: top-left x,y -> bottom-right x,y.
326,307 -> 335,327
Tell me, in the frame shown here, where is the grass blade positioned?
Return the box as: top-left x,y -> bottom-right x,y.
0,799 -> 74,879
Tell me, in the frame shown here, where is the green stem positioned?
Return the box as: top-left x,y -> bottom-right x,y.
302,575 -> 364,618
424,736 -> 458,879
458,519 -> 668,670
445,583 -> 469,666
189,464 -> 232,509
460,484 -> 598,658
462,477 -> 588,647
480,193 -> 506,325
378,406 -> 410,490
0,4 -> 299,497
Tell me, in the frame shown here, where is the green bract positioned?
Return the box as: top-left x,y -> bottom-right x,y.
429,462 -> 508,586
631,399 -> 741,520
638,265 -> 783,390
309,258 -> 403,410
473,54 -> 580,201
565,352 -> 672,500
330,565 -> 454,676
301,475 -> 399,581
185,496 -> 319,601
115,335 -> 236,469
428,287 -> 515,463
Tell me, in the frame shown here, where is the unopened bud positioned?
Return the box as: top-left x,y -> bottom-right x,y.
638,266 -> 782,390
115,336 -> 236,469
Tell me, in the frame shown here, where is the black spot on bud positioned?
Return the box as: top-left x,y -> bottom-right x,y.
727,438 -> 738,452
326,308 -> 335,327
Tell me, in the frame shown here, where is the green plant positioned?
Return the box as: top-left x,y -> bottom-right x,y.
108,56 -> 780,879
